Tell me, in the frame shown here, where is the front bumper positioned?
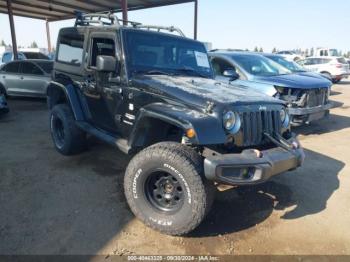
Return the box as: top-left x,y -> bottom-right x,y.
204,137 -> 304,186
288,102 -> 332,124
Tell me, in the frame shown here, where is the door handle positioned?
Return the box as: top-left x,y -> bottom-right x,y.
104,87 -> 122,95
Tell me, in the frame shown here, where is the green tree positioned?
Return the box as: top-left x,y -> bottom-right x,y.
254,46 -> 258,52
0,39 -> 5,46
272,47 -> 277,53
30,41 -> 38,48
259,47 -> 263,52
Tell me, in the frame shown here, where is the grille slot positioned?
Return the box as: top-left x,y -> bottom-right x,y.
306,88 -> 327,107
241,110 -> 281,147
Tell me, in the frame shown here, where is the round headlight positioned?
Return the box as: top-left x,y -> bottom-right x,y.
280,109 -> 287,122
223,111 -> 236,130
280,108 -> 290,128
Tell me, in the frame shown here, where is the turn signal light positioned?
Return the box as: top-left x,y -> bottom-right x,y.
186,128 -> 196,138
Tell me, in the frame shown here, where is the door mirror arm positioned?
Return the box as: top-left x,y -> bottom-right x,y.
108,74 -> 121,85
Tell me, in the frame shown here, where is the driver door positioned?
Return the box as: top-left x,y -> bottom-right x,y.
83,33 -> 124,134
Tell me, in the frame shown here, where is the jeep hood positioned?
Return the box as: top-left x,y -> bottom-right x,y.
131,75 -> 283,109
253,73 -> 331,89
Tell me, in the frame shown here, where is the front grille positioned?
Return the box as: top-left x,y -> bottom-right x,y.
306,88 -> 328,107
240,110 -> 281,147
280,88 -> 328,108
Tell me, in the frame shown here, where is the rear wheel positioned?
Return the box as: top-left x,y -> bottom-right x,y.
124,142 -> 215,235
50,104 -> 87,155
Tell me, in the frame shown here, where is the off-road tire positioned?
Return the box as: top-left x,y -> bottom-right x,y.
124,142 -> 215,235
50,104 -> 87,155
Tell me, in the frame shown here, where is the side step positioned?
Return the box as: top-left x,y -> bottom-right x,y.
76,121 -> 130,154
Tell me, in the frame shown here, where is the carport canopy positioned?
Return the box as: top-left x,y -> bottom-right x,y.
1,0 -> 198,58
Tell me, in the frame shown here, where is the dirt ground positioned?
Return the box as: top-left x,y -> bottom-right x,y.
0,82 -> 349,256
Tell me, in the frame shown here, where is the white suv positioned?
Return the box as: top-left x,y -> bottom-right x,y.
298,57 -> 349,83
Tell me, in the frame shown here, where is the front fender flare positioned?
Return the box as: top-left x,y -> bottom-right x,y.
128,103 -> 227,148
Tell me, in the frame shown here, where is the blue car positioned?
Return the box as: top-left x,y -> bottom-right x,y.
262,53 -> 333,82
209,51 -> 332,125
0,93 -> 9,115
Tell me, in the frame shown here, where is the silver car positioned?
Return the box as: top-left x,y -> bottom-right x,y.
0,60 -> 53,97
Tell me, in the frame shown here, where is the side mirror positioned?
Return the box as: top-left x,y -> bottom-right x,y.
96,55 -> 117,72
251,66 -> 262,74
223,69 -> 239,81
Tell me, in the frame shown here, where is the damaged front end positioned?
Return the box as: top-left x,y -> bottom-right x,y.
275,86 -> 332,125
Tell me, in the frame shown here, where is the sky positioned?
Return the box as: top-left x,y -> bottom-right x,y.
0,0 -> 349,52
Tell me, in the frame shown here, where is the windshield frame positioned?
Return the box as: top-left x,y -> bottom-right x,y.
121,28 -> 214,79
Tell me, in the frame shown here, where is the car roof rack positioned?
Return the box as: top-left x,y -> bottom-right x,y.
74,11 -> 185,37
74,11 -> 121,26
132,25 -> 185,37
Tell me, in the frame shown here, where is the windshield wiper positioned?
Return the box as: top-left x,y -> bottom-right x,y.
175,66 -> 208,78
133,69 -> 172,76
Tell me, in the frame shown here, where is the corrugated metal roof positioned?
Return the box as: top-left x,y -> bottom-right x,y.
0,0 -> 194,21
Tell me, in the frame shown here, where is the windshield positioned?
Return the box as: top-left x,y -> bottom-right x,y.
231,54 -> 291,76
123,29 -> 213,78
266,55 -> 306,72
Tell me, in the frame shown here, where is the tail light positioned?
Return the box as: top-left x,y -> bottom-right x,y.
335,64 -> 343,68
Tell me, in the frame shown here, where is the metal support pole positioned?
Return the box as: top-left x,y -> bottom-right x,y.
46,20 -> 52,53
121,0 -> 128,25
6,0 -> 18,59
194,0 -> 198,40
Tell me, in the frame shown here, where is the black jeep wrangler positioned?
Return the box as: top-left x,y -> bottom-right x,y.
47,13 -> 304,236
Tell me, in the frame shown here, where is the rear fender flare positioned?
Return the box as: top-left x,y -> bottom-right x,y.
46,81 -> 85,121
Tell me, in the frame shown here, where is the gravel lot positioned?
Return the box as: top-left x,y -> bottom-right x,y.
0,82 -> 349,255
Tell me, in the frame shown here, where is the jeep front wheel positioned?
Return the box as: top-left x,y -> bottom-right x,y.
124,142 -> 215,236
50,104 -> 87,155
